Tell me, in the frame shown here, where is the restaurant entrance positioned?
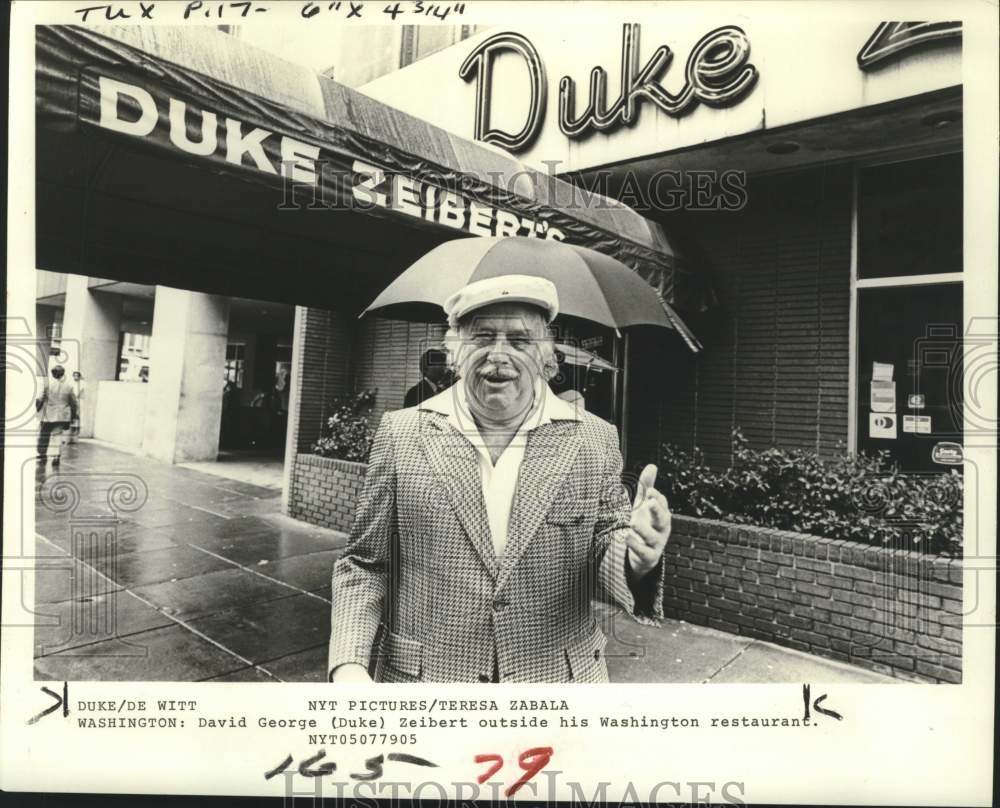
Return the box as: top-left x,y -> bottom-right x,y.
220,300 -> 294,456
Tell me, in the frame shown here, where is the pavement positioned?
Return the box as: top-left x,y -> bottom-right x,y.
30,441 -> 893,684
179,449 -> 285,489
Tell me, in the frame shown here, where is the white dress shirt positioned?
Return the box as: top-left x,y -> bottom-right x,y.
419,380 -> 580,557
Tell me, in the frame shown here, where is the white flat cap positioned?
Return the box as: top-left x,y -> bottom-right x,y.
443,274 -> 559,327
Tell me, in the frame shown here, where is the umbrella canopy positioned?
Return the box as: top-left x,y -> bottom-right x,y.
362,237 -> 701,351
554,343 -> 618,372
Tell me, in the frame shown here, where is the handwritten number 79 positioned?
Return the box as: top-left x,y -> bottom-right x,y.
475,747 -> 553,796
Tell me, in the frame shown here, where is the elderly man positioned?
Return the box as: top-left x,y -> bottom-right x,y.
328,275 -> 671,683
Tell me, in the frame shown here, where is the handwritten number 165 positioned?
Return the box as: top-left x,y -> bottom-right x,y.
475,747 -> 553,796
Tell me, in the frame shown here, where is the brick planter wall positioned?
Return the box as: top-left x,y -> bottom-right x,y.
665,515 -> 963,683
289,454 -> 367,534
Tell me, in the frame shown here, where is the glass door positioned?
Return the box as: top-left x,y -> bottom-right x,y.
856,283 -> 962,471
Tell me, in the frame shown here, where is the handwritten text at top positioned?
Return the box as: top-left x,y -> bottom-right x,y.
73,2 -> 466,23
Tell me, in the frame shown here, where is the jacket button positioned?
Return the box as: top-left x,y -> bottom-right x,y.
594,650 -> 601,660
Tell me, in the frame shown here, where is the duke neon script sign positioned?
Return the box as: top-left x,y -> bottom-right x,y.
460,24 -> 759,153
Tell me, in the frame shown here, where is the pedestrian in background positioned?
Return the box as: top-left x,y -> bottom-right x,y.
36,365 -> 78,468
68,370 -> 84,443
403,347 -> 453,408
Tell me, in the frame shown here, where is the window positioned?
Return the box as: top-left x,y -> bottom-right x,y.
400,25 -> 479,69
122,332 -> 150,358
47,321 -> 63,359
225,343 -> 246,388
853,153 -> 963,472
117,331 -> 152,382
858,153 -> 962,279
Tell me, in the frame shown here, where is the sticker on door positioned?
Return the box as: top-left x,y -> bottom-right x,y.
869,413 -> 897,439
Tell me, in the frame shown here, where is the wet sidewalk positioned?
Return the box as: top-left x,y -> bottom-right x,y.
596,603 -> 892,683
31,441 -> 892,684
32,441 -> 343,683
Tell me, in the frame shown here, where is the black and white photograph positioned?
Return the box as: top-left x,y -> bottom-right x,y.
2,1 -> 996,803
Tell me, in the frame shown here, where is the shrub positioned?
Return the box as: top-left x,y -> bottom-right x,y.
312,389 -> 377,463
658,428 -> 963,557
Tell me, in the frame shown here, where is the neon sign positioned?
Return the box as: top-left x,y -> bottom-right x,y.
460,24 -> 758,153
857,21 -> 962,70
459,32 -> 547,153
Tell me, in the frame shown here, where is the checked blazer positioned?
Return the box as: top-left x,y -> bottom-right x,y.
327,396 -> 665,684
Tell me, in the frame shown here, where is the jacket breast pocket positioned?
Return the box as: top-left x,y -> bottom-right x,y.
546,497 -> 596,526
377,629 -> 424,683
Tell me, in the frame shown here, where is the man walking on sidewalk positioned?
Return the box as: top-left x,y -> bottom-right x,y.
36,364 -> 78,468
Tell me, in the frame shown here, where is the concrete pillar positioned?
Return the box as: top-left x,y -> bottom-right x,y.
142,287 -> 230,464
34,304 -> 57,374
59,276 -> 123,438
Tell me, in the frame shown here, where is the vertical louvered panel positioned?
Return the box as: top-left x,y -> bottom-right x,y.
351,317 -> 449,420
627,165 -> 852,472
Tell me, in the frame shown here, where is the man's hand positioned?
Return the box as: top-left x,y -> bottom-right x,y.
626,464 -> 672,578
329,663 -> 373,683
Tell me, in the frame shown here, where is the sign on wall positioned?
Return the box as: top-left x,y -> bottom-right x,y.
81,73 -> 567,242
459,24 -> 759,153
351,159 -> 565,240
359,14 -> 963,174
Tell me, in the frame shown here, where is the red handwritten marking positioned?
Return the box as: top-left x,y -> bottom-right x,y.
507,746 -> 553,797
474,748 -> 554,795
473,753 -> 504,784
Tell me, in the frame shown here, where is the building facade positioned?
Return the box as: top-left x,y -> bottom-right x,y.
36,275 -> 294,462
359,18 -> 964,474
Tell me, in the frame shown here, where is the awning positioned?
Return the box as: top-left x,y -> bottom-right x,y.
35,25 -> 705,351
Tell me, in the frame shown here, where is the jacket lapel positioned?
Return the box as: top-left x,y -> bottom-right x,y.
496,420 -> 581,592
418,411 -> 498,578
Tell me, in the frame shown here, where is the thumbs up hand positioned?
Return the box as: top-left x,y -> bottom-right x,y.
626,464 -> 672,578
